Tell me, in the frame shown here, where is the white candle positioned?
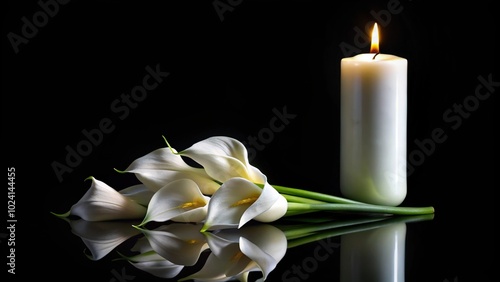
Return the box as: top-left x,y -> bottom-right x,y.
340,23 -> 407,206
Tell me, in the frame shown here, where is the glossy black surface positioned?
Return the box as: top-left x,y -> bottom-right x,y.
3,1 -> 498,281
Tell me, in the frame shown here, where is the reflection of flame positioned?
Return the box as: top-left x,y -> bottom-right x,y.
370,22 -> 380,53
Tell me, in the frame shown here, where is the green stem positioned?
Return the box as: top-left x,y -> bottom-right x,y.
283,209 -> 319,217
287,202 -> 435,215
282,194 -> 329,204
50,210 -> 71,218
273,185 -> 367,205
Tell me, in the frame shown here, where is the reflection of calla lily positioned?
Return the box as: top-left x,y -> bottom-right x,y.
66,219 -> 142,260
119,136 -> 267,195
181,224 -> 287,282
138,178 -> 210,226
129,259 -> 184,279
201,177 -> 288,231
118,236 -> 185,279
53,176 -> 147,221
133,223 -> 209,266
180,253 -> 252,282
129,235 -> 165,260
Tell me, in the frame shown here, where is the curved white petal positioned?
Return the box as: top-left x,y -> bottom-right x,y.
238,225 -> 288,280
69,219 -> 141,260
70,177 -> 147,221
251,194 -> 288,223
202,178 -> 263,231
119,184 -> 155,206
220,253 -> 257,280
203,230 -> 239,259
240,182 -> 287,227
128,260 -> 184,279
122,147 -> 219,194
178,252 -> 234,281
239,238 -> 276,280
201,225 -> 286,281
202,178 -> 287,231
127,236 -> 168,262
130,235 -> 155,254
126,250 -> 166,262
138,223 -> 209,266
170,204 -> 210,223
139,170 -> 220,195
180,248 -> 258,282
140,179 -> 209,225
179,136 -> 266,184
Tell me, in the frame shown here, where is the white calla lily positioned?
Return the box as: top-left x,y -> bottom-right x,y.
201,177 -> 288,231
119,146 -> 220,194
178,136 -> 266,184
53,177 -> 147,221
118,183 -> 155,206
138,178 -> 210,226
119,136 -> 268,196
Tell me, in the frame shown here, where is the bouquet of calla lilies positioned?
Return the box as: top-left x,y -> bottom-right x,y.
52,135 -> 434,232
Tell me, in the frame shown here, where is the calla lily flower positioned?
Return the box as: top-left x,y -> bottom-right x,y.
119,136 -> 267,195
181,224 -> 287,282
201,177 -> 288,231
118,183 -> 155,206
53,177 -> 147,221
118,145 -> 220,194
134,223 -> 209,266
138,178 -> 210,226
66,219 -> 142,260
177,136 -> 266,185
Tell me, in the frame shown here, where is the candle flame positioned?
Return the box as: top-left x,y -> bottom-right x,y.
370,23 -> 379,53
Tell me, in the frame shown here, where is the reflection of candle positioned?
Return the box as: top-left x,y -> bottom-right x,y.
340,222 -> 407,282
340,23 -> 407,206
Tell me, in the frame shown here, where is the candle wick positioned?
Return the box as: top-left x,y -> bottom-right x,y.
372,53 -> 379,60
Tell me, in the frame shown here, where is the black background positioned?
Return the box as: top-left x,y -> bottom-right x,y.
3,0 -> 498,281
